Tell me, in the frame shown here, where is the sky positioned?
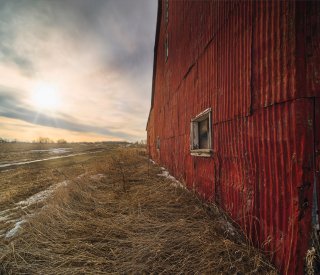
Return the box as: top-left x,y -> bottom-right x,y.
0,0 -> 157,142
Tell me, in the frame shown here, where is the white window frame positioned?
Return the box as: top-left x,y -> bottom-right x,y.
190,108 -> 212,157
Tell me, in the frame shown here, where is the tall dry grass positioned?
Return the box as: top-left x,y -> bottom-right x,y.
0,148 -> 277,274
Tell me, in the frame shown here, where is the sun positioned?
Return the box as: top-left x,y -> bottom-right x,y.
31,83 -> 60,111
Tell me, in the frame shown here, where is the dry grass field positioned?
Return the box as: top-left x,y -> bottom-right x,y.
0,145 -> 278,274
0,142 -> 122,208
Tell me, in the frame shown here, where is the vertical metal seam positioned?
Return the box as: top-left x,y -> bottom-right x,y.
249,1 -> 255,116
312,97 -> 319,238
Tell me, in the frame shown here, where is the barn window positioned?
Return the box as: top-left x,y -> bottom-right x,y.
165,35 -> 169,61
190,108 -> 212,157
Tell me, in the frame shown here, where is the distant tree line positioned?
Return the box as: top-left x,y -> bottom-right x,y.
132,140 -> 147,148
0,137 -> 147,145
0,137 -> 19,143
32,137 -> 68,144
0,137 -> 9,143
0,136 -> 68,144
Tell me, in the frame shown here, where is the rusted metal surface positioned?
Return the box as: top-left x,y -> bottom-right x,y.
252,1 -> 297,109
316,98 -> 320,225
147,1 -> 320,273
217,99 -> 313,274
306,2 -> 320,97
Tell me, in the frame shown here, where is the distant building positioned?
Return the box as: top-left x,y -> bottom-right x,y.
147,1 -> 320,274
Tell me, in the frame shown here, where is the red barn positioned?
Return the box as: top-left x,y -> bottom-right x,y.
147,1 -> 320,274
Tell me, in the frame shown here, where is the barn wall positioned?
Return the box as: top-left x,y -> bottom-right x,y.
316,98 -> 320,226
147,1 -> 320,274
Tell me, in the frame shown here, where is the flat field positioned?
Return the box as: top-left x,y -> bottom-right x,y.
0,142 -> 123,238
0,144 -> 277,274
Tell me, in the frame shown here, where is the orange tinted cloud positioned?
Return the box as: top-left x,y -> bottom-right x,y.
0,0 -> 157,142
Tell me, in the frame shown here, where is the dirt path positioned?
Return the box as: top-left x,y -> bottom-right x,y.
0,149 -> 278,274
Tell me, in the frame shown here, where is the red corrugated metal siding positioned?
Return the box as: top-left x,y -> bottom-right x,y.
147,1 -> 319,274
316,99 -> 320,224
192,157 -> 215,202
306,1 -> 320,96
252,1 -> 297,109
213,1 -> 252,122
167,1 -> 231,96
212,99 -> 314,273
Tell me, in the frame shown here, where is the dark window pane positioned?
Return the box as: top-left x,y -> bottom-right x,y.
198,118 -> 209,149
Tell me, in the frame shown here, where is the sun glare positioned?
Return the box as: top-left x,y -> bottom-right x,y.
31,83 -> 60,111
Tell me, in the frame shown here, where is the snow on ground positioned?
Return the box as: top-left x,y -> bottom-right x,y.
90,174 -> 106,181
0,150 -> 105,169
225,221 -> 237,236
5,220 -> 26,238
153,162 -> 239,237
0,180 -> 70,239
30,148 -> 72,154
149,159 -> 156,165
156,167 -> 186,189
17,180 -> 70,207
0,173 -> 106,239
0,153 -> 86,168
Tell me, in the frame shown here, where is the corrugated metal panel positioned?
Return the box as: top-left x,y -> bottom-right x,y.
192,157 -> 215,202
252,99 -> 313,274
306,1 -> 320,97
316,98 -> 320,224
252,1 -> 297,109
212,1 -> 252,122
167,1 -> 243,101
212,99 -> 314,274
147,1 -> 319,274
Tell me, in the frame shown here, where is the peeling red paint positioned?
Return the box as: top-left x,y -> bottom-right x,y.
147,1 -> 320,274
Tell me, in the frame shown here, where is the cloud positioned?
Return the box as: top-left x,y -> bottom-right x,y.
0,88 -> 134,140
0,0 -> 158,141
0,45 -> 34,75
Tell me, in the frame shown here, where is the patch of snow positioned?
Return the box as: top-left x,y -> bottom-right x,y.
157,170 -> 170,177
30,148 -> 72,154
5,220 -> 26,238
0,152 -> 87,168
90,174 -> 105,180
50,148 -> 72,154
149,159 -> 156,165
16,180 -> 69,207
1,180 -> 72,240
1,171 -> 108,240
171,181 -> 186,189
157,169 -> 186,189
224,221 -> 237,236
